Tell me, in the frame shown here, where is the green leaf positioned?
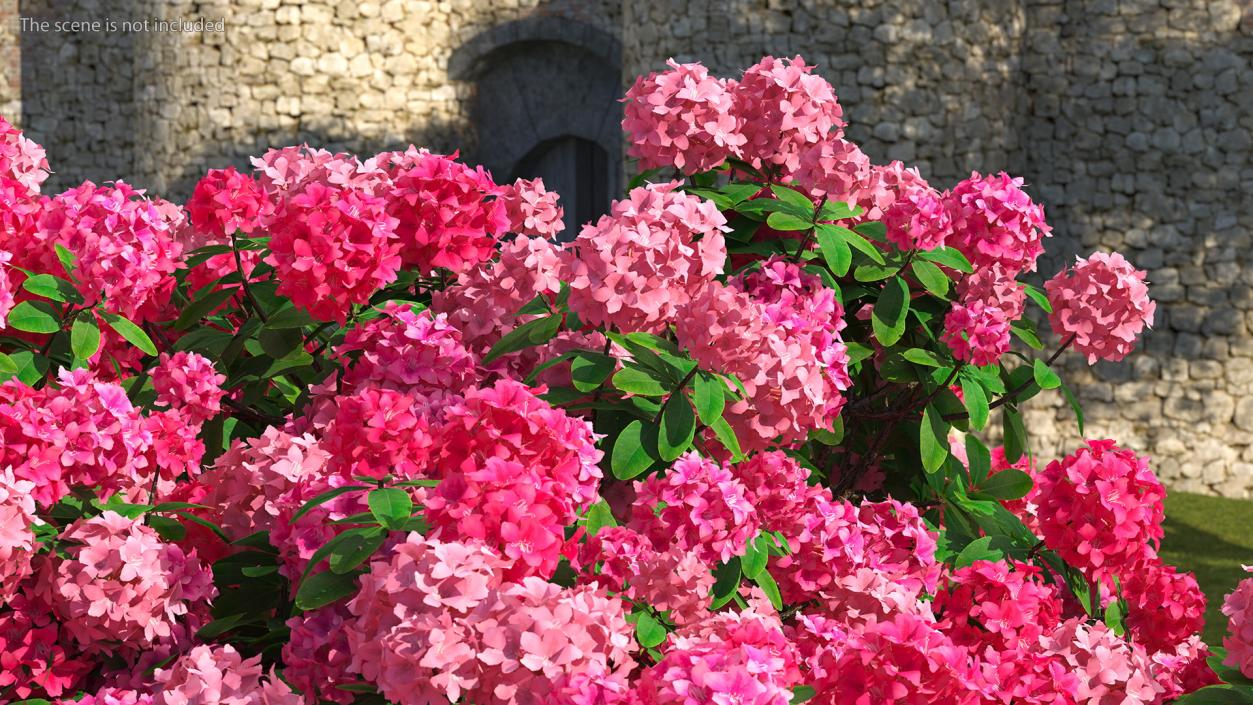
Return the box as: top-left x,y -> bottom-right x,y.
482,314 -> 561,364
7,350 -> 47,385
741,535 -> 768,579
68,315 -> 101,361
7,300 -> 61,334
1012,321 -> 1044,350
1208,648 -> 1253,687
974,468 -> 1033,500
766,211 -> 812,231
709,416 -> 744,462
291,485 -> 369,523
1002,408 -> 1027,464
1032,359 -> 1061,390
692,374 -> 725,426
710,557 -> 742,609
1022,283 -> 1052,313
1171,685 -> 1253,705
659,397 -> 697,462
54,243 -> 77,275
1061,382 -> 1085,436
196,614 -> 248,639
148,514 -> 187,542
854,221 -> 887,241
753,568 -> 783,610
611,420 -> 658,480
845,342 -> 874,365
910,260 -> 950,298
264,304 -> 317,330
174,288 -> 237,330
570,353 -> 616,393
367,488 -> 413,530
583,500 -> 618,535
820,223 -> 885,264
633,610 -> 668,648
1103,599 -> 1126,636
919,404 -> 949,473
814,223 -> 852,276
22,273 -> 82,304
816,200 -> 862,221
854,261 -> 898,282
100,312 -> 158,355
872,277 -> 910,347
960,377 -> 990,431
954,536 -> 1004,567
965,434 -> 993,485
329,527 -> 387,574
919,247 -> 973,273
790,686 -> 817,704
612,367 -> 668,397
295,570 -> 361,611
0,352 -> 17,382
902,348 -> 943,367
770,184 -> 816,214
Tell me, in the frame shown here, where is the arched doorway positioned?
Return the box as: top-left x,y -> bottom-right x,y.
514,136 -> 611,238
449,18 -> 622,239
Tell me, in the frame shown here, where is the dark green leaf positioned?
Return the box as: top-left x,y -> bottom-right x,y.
872,277 -> 910,347
1012,321 -> 1044,350
8,350 -> 46,385
570,353 -> 616,393
816,200 -> 862,221
692,374 -> 725,426
264,304 -> 317,329
1032,359 -> 1061,390
7,300 -> 60,334
1002,408 -> 1027,464
974,468 -> 1033,500
175,288 -> 237,329
766,212 -> 812,231
919,247 -> 973,273
148,515 -> 187,542
814,223 -> 852,276
1022,283 -> 1052,313
634,610 -> 667,648
100,312 -> 158,355
22,273 -> 82,304
329,528 -> 387,574
1060,382 -> 1085,436
902,348 -> 944,367
69,316 -> 101,361
291,485 -> 369,523
710,557 -> 742,609
854,261 -> 898,282
910,260 -> 950,298
845,342 -> 874,365
659,397 -> 696,461
611,420 -> 658,480
1171,685 -> 1253,705
482,314 -> 561,364
965,434 -> 993,485
367,488 -> 413,530
295,570 -> 361,611
709,416 -> 744,462
920,405 -> 949,473
741,535 -> 768,579
612,367 -> 668,397
960,377 -> 990,430
196,614 -> 247,639
790,686 -> 817,704
854,221 -> 887,241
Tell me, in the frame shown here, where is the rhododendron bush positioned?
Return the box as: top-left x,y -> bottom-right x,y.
2,57 -> 1252,705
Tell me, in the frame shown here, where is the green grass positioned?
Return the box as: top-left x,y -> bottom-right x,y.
1160,491 -> 1253,644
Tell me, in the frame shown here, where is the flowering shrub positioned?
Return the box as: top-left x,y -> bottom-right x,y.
1,55 -> 1249,705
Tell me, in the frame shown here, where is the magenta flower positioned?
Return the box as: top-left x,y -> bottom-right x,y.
0,115 -> 49,192
945,171 -> 1051,275
185,166 -> 272,240
1223,566 -> 1253,679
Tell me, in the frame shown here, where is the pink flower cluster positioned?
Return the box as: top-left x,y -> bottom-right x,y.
152,352 -> 225,424
864,161 -> 953,252
733,56 -> 844,172
497,178 -> 565,237
0,249 -> 15,328
0,115 -> 49,192
942,264 -> 1025,367
945,172 -> 1051,275
790,136 -> 870,202
347,535 -> 634,705
623,59 -> 744,174
1032,440 -> 1166,580
152,644 -> 301,705
562,181 -> 726,333
678,261 -> 850,453
0,469 -> 37,604
185,166 -> 272,240
1046,251 -> 1156,363
38,512 -> 215,655
577,527 -> 714,627
1223,566 -> 1253,679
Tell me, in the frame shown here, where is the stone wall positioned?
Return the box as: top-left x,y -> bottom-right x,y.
2,0 -> 1251,494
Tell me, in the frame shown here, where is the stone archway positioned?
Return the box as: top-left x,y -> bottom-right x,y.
449,17 -> 623,236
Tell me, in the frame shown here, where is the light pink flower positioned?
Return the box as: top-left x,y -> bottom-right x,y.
561,181 -> 726,333
0,115 -> 50,192
1032,440 -> 1166,581
154,644 -> 301,705
1151,635 -> 1218,701
497,177 -> 565,237
152,351 -> 226,424
790,135 -> 870,201
1045,619 -> 1163,705
577,526 -> 714,627
40,511 -> 216,655
0,467 -> 37,605
1045,251 -> 1155,363
859,161 -> 953,252
945,171 -> 1051,275
732,56 -> 844,172
941,264 -> 1025,367
623,59 -> 744,174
